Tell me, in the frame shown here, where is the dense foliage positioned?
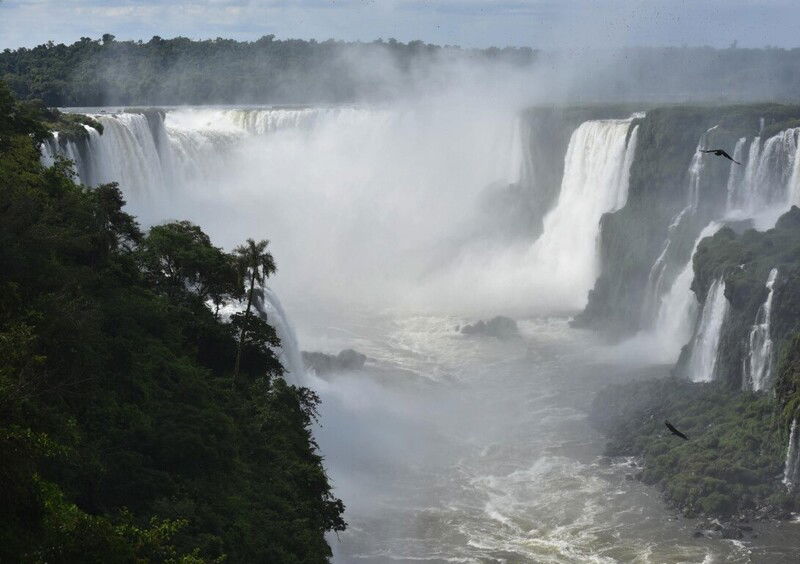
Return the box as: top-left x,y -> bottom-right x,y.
592,207 -> 800,520
5,35 -> 800,107
591,378 -> 794,518
686,207 -> 800,389
0,81 -> 345,562
0,34 -> 534,106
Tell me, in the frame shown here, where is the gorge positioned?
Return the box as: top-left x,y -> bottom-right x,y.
34,97 -> 800,561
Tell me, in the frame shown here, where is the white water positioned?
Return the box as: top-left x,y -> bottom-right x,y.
49,104 -> 539,313
513,119 -> 639,311
254,286 -> 308,386
686,278 -> 729,383
744,268 -> 779,392
688,126 -> 718,212
41,103 -> 800,562
639,128 -> 716,329
628,221 -> 724,363
728,128 -> 799,221
635,124 -> 800,366
784,419 -> 800,490
725,137 -> 747,210
47,107 -> 640,316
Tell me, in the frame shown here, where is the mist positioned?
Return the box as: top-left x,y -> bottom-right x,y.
31,19 -> 800,560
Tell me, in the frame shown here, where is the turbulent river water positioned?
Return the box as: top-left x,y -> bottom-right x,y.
291,308 -> 800,563
48,104 -> 800,563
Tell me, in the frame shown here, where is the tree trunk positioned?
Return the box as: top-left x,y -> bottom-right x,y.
233,272 -> 256,384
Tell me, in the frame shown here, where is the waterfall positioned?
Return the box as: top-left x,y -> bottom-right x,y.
640,125 -> 798,351
725,138 -> 747,211
688,126 -> 718,212
729,129 -> 800,216
253,286 -> 307,386
784,419 -> 800,490
42,104 -> 533,313
640,208 -> 688,325
685,278 -> 729,383
789,133 -> 800,206
645,222 -> 723,359
524,119 -> 639,310
639,127 -> 718,326
743,268 -> 779,391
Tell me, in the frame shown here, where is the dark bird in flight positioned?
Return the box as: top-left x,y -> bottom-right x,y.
700,149 -> 741,164
664,420 -> 689,440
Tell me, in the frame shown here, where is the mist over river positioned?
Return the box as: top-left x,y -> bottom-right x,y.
47,101 -> 800,563
294,309 -> 800,563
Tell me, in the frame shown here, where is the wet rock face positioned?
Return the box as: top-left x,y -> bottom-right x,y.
460,316 -> 519,340
301,349 -> 367,375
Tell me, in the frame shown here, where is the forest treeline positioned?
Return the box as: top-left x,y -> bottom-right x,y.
0,80 -> 345,562
0,34 -> 534,106
4,35 -> 800,106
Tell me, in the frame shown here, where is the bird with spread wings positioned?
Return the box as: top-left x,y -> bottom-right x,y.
700,148 -> 741,164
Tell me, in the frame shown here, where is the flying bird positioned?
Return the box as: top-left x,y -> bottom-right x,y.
700,149 -> 741,164
664,420 -> 689,440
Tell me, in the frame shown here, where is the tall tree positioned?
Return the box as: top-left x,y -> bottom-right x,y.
233,238 -> 276,383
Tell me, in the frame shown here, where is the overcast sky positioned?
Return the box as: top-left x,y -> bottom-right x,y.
1,0 -> 799,51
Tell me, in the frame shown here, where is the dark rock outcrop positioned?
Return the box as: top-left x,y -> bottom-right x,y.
302,349 -> 367,375
460,316 -> 519,340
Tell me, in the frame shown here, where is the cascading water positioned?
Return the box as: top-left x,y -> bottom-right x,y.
783,419 -> 800,490
639,127 -> 717,326
43,104 -> 527,312
744,268 -> 779,391
687,126 -> 718,212
640,208 -> 688,325
729,128 -> 799,217
518,119 -> 638,310
40,102 -> 800,561
685,278 -> 729,383
725,138 -> 747,210
253,286 -> 307,386
638,124 -> 799,360
641,222 -> 724,360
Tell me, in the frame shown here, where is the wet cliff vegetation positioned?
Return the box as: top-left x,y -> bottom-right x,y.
578,104 -> 800,336
592,207 -> 800,520
0,81 -> 345,562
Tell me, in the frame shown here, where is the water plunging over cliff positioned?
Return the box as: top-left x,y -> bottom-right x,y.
46,105 -> 532,312
685,278 -> 729,383
784,419 -> 800,490
253,286 -> 307,386
725,138 -> 747,210
744,268 -> 779,391
520,119 -> 638,310
637,222 -> 724,361
639,127 -> 717,327
728,128 -> 800,218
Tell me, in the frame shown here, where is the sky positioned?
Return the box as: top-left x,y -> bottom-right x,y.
1,0 -> 799,51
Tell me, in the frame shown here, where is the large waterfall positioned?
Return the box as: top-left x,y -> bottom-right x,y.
685,278 -> 729,383
744,268 -> 779,391
519,118 -> 638,310
45,105 -> 534,312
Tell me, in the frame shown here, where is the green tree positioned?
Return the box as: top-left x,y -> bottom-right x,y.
233,239 -> 275,383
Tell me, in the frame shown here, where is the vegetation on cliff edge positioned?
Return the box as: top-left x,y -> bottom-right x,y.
0,80 -> 345,562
